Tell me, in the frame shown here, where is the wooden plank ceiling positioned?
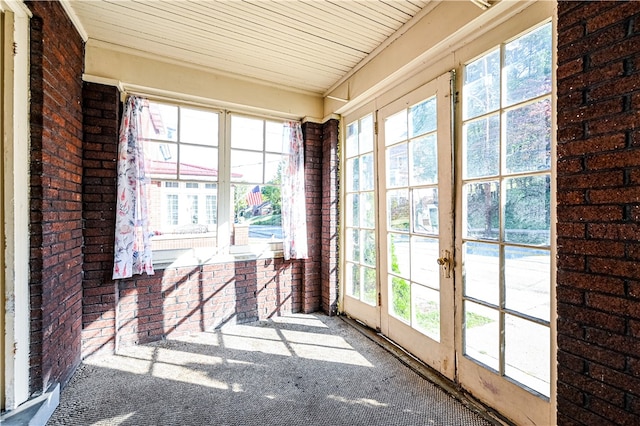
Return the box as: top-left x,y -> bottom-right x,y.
66,0 -> 434,95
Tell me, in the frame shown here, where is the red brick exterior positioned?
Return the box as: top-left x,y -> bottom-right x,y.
557,2 -> 640,424
27,1 -> 85,392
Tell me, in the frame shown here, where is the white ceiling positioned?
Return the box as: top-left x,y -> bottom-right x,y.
64,0 -> 438,95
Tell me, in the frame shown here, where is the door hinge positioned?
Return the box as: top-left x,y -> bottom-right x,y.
374,120 -> 379,135
378,292 -> 382,306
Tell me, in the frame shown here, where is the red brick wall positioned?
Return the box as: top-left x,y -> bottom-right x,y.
118,259 -> 302,345
557,2 -> 640,424
322,119 -> 340,314
302,121 -> 323,312
27,1 -> 85,392
81,82 -> 120,357
78,86 -> 329,351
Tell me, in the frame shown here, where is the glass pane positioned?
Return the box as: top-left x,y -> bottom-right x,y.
346,157 -> 359,192
389,233 -> 410,278
505,315 -> 550,397
386,143 -> 408,188
463,115 -> 500,179
264,153 -> 284,184
346,262 -> 360,298
504,23 -> 552,106
180,108 -> 218,146
148,102 -> 178,142
409,97 -> 436,137
505,175 -> 550,245
362,267 -> 377,306
464,242 -> 499,306
346,228 -> 360,263
387,189 -> 409,232
179,145 -> 218,181
412,284 -> 440,341
410,237 -> 439,289
362,230 -> 376,267
345,194 -> 358,227
361,192 -> 375,229
361,153 -> 374,191
231,150 -> 263,183
360,114 -> 374,153
231,115 -> 263,150
385,110 -> 407,145
463,49 -> 500,120
390,276 -> 410,322
505,98 -> 551,174
265,121 -> 285,153
464,181 -> 500,240
464,301 -> 499,371
346,122 -> 358,158
148,141 -> 177,179
505,247 -> 550,321
410,134 -> 438,185
413,188 -> 439,235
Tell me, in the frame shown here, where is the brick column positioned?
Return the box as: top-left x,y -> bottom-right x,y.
322,119 -> 339,315
81,82 -> 120,357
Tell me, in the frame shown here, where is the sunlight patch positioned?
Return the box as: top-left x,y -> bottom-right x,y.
327,395 -> 388,407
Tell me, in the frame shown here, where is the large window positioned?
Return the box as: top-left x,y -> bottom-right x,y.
145,101 -> 288,257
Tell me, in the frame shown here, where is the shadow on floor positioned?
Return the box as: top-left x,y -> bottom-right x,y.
47,313 -> 499,426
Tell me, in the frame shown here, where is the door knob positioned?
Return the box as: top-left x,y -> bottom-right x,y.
436,250 -> 451,278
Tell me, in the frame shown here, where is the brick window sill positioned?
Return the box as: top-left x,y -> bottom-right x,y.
152,242 -> 284,269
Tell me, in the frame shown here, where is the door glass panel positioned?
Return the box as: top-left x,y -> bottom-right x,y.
346,262 -> 360,299
411,237 -> 440,288
413,188 -> 439,234
463,48 -> 500,120
505,247 -> 550,321
463,242 -> 499,306
389,233 -> 410,278
505,314 -> 550,397
387,143 -> 408,187
345,114 -> 377,307
505,99 -> 551,174
464,301 -> 499,371
464,181 -> 500,241
463,115 -> 500,179
504,23 -> 552,107
390,276 -> 410,322
413,284 -> 440,341
388,190 -> 410,232
505,175 -> 551,246
462,22 -> 552,399
409,97 -> 437,137
385,110 -> 408,145
410,134 -> 438,185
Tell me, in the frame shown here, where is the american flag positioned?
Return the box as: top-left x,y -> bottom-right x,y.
246,185 -> 263,206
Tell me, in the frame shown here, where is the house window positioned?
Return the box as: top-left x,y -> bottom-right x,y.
145,101 -> 288,258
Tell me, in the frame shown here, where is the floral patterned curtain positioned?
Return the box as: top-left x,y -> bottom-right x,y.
112,96 -> 154,279
281,121 -> 308,260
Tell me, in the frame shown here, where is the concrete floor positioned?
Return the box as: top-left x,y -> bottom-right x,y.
46,313 -> 504,426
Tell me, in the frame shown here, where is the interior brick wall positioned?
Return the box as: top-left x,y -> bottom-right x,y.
78,86 -> 331,352
557,1 -> 640,424
27,1 -> 85,392
322,119 -> 340,315
81,82 -> 120,357
302,121 -> 323,312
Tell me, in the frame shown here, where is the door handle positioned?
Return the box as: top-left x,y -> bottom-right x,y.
436,249 -> 452,278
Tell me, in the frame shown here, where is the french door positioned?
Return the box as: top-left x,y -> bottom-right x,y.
377,74 -> 455,379
342,20 -> 554,426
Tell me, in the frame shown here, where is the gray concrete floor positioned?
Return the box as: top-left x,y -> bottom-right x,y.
47,314 -> 504,426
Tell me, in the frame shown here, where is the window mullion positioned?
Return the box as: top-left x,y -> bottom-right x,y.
217,111 -> 232,254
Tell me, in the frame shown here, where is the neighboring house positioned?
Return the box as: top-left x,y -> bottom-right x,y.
1,1 -> 640,425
